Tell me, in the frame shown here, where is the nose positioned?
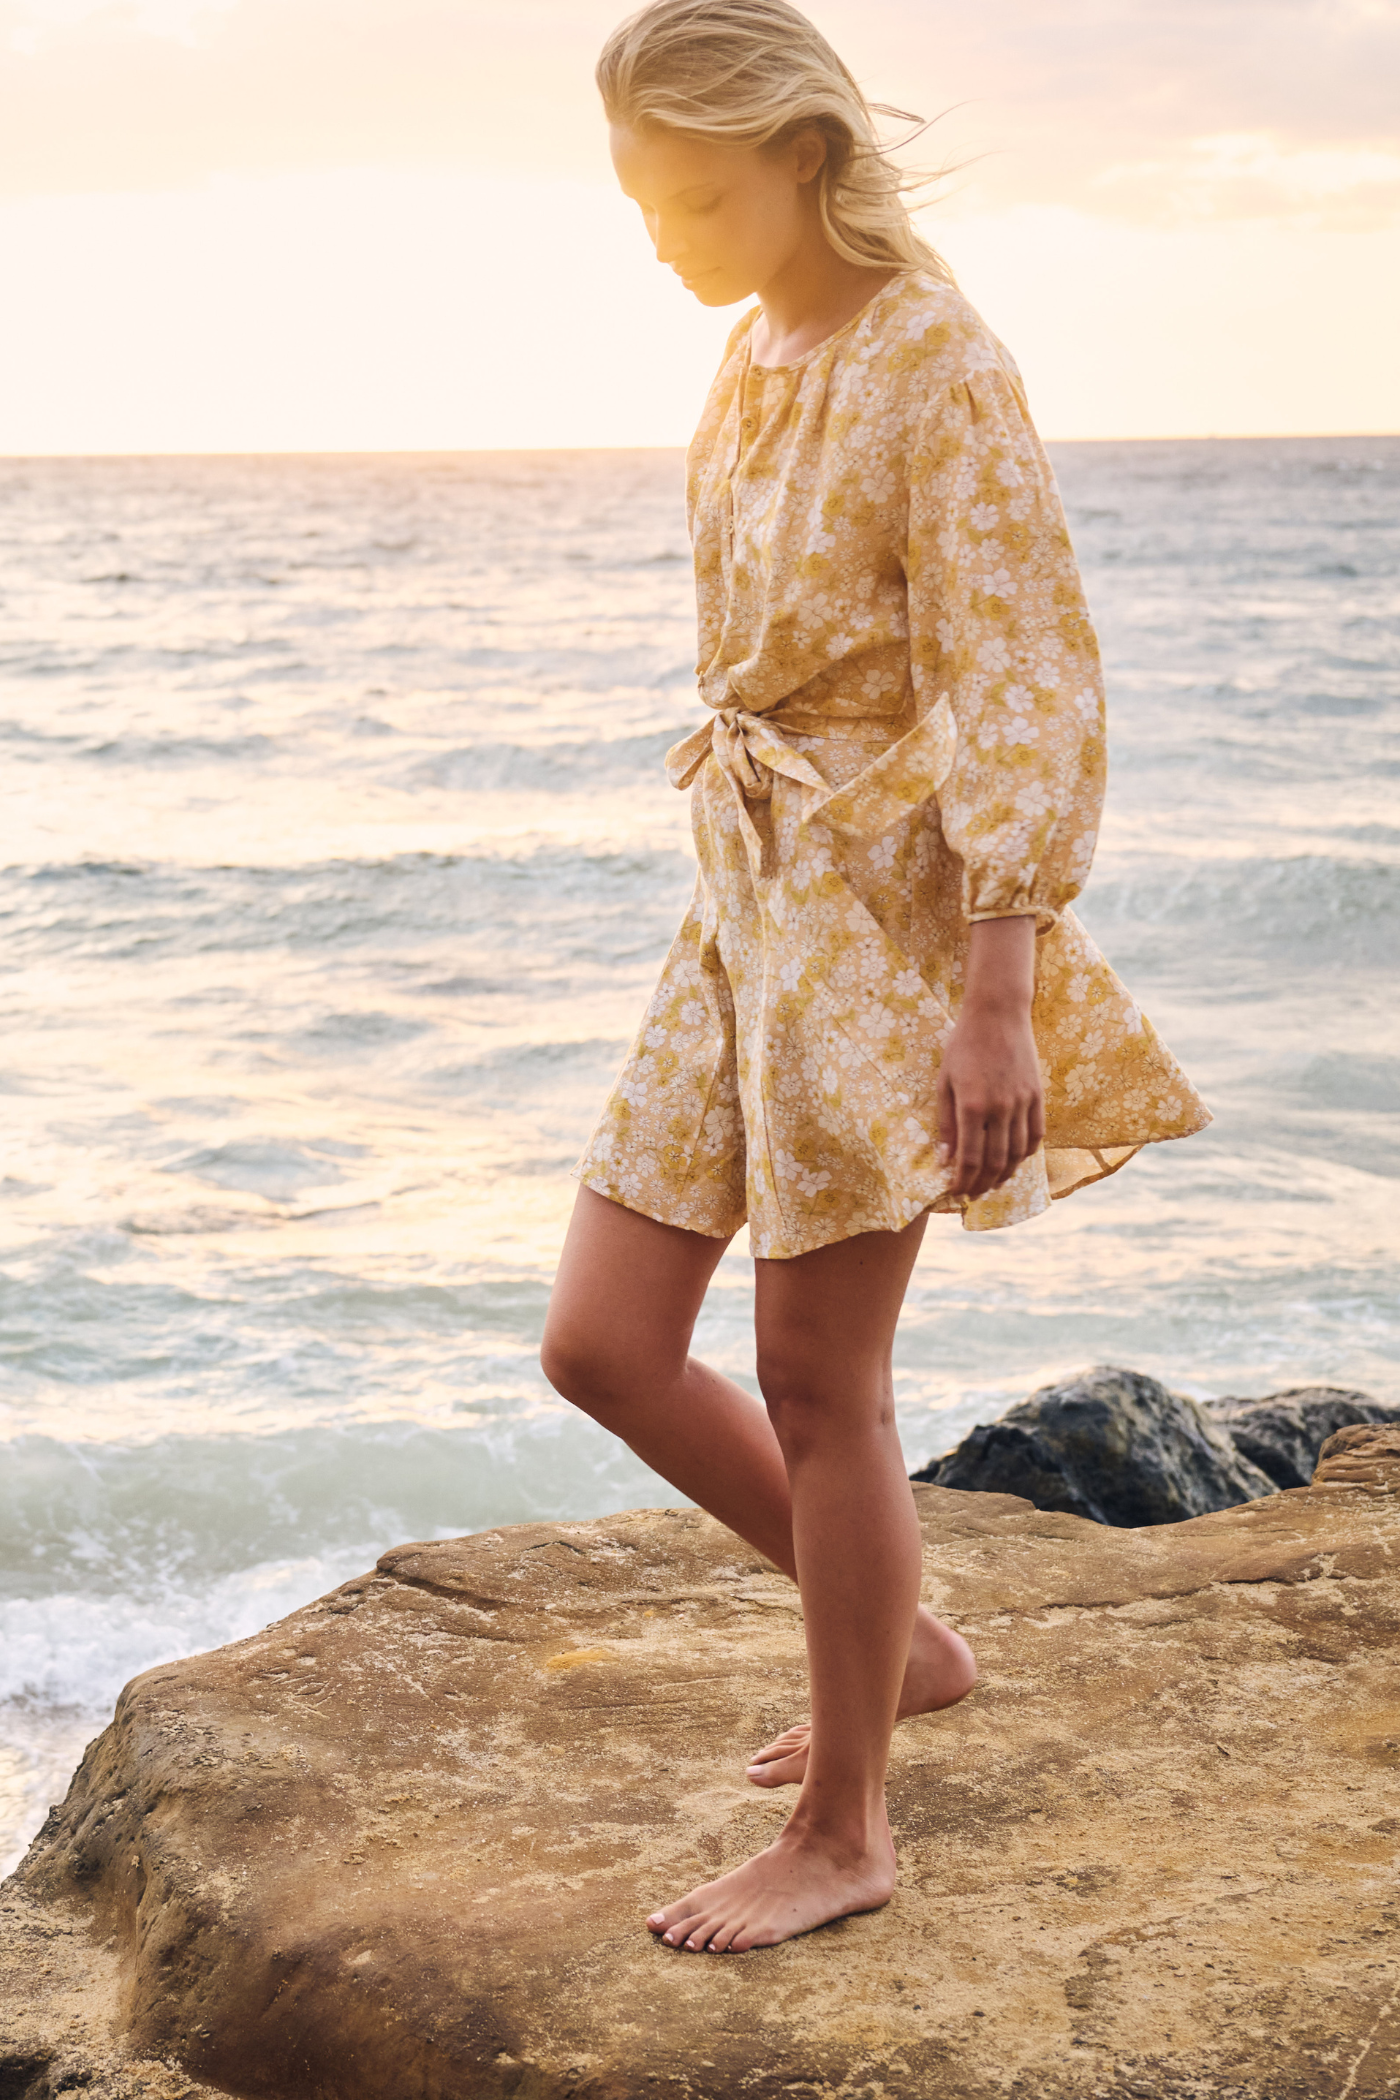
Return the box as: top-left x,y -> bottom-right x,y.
646,210 -> 686,269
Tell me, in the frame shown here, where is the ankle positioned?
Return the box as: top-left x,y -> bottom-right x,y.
784,1800 -> 889,1862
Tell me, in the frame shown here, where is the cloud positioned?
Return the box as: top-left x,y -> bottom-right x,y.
0,0 -> 1397,227
1089,133 -> 1400,229
856,0 -> 1400,227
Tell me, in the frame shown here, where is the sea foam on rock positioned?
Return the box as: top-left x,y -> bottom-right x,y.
4,1426 -> 1400,2099
912,1363 -> 1399,1525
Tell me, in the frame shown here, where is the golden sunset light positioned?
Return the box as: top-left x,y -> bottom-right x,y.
6,0 -> 1400,2059
1,0 -> 1396,449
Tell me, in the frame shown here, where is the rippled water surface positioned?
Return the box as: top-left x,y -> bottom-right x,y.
2,437 -> 1398,1868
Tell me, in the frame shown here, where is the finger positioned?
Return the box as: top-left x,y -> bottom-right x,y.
998,1102 -> 1030,1187
952,1104 -> 986,1196
976,1110 -> 1011,1197
1028,1086 -> 1046,1156
935,1066 -> 956,1165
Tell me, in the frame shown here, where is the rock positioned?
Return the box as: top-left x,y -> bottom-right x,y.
912,1364 -> 1276,1526
0,1887 -> 226,2100
7,1439 -> 1400,2100
1315,1419 -> 1400,1487
1208,1384 -> 1400,1490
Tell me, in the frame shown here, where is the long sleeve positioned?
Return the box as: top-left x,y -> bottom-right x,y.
905,363 -> 1106,929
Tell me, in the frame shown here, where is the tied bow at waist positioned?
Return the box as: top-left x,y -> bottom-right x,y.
663,697 -> 959,880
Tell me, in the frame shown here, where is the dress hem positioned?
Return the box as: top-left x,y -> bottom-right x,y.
573,1114 -> 1210,1261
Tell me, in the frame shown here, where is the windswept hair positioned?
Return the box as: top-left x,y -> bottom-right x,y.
596,0 -> 955,283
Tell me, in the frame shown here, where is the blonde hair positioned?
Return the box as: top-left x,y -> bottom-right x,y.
596,0 -> 954,283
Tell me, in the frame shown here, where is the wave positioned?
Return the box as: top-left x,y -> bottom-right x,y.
1079,854 -> 1400,975
410,728 -> 681,792
0,1419 -> 671,1654
0,846 -> 697,965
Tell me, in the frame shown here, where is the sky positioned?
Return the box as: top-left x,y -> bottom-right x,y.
1,0 -> 1397,450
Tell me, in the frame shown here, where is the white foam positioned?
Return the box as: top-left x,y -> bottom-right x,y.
0,1547 -> 378,1873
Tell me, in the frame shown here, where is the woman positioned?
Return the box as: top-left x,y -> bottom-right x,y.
541,0 -> 1209,1954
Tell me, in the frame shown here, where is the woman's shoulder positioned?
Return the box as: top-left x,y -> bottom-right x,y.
864,271 -> 1024,410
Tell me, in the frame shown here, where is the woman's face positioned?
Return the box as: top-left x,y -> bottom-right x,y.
609,123 -> 824,306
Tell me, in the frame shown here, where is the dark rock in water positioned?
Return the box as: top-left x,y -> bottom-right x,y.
912,1364 -> 1276,1527
1207,1385 -> 1400,1490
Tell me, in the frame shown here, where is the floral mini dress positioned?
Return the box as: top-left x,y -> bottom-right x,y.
577,271 -> 1209,1259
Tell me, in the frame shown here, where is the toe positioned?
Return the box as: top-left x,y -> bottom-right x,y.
746,1750 -> 806,1788
749,1725 -> 809,1763
649,1891 -> 707,1940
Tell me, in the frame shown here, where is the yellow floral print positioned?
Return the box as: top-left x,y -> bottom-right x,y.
577,271 -> 1210,1257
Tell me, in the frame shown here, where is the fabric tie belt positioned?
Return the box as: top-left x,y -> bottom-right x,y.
664,696 -> 959,882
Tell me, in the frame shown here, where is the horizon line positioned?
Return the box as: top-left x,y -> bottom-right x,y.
2,430 -> 1398,463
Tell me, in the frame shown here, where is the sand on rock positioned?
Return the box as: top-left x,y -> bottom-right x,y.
5,1431 -> 1400,2099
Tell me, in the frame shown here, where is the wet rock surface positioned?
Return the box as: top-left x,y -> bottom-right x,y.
912,1365 -> 1277,1525
5,1430 -> 1400,2100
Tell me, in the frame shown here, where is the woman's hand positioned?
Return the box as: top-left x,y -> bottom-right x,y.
936,916 -> 1045,1201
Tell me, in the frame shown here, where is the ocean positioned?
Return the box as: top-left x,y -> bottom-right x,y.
1,435 -> 1397,1874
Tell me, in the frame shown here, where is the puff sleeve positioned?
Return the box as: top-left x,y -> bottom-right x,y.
905,362 -> 1106,929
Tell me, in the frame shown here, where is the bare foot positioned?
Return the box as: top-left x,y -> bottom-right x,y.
647,1821 -> 896,1952
746,1607 -> 976,1788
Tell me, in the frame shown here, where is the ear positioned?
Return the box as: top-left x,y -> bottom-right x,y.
791,126 -> 829,186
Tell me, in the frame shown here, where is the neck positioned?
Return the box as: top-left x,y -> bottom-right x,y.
752,222 -> 897,366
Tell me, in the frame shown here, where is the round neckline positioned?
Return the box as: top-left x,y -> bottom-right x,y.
745,270 -> 908,376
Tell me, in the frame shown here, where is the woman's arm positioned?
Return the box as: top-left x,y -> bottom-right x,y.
906,365 -> 1107,936
936,915 -> 1044,1200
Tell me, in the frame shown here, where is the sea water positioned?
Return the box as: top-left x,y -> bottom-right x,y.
1,437 -> 1397,1872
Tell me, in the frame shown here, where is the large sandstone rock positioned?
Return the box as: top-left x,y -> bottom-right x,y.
913,1364 -> 1276,1524
1210,1385 -> 1400,1490
6,1430 -> 1400,2100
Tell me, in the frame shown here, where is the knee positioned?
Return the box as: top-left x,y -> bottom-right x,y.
539,1320 -> 604,1410
539,1316 -> 654,1424
755,1342 -> 826,1457
755,1338 -> 894,1458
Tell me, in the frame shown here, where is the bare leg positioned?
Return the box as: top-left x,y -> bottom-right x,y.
541,1189 -> 974,1788
643,1218 -> 930,1950
541,1187 -> 793,1566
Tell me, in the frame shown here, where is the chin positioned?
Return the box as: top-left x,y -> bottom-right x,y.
687,278 -> 753,309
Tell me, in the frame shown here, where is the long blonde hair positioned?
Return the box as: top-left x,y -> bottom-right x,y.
596,0 -> 954,283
